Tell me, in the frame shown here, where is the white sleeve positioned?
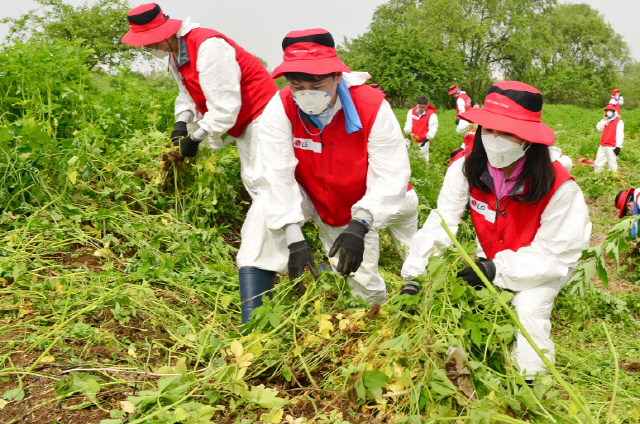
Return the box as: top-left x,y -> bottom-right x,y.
456,98 -> 469,129
426,113 -> 438,140
170,62 -> 198,121
492,180 -> 592,291
352,100 -> 411,230
596,120 -> 606,132
255,93 -> 305,231
616,120 -> 625,148
456,119 -> 471,135
403,109 -> 413,134
401,158 -> 469,280
457,98 -> 466,114
619,96 -> 624,105
195,38 -> 242,139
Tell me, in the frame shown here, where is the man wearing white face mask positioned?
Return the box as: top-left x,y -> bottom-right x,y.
248,29 -> 410,316
594,104 -> 624,173
401,81 -> 591,380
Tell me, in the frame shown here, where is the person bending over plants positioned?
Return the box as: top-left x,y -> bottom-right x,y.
401,81 -> 592,381
615,188 -> 640,253
242,29 -> 411,323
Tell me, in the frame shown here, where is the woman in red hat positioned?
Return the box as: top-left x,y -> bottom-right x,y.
402,81 -> 592,380
614,188 -> 640,242
609,89 -> 624,114
240,29 -> 411,322
594,103 -> 624,173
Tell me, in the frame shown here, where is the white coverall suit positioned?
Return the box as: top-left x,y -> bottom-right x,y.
403,109 -> 438,163
167,19 -> 282,269
594,116 -> 624,173
402,158 -> 592,375
254,73 -> 411,304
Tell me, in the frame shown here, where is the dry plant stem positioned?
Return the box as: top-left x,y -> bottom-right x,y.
437,213 -> 595,424
602,322 -> 619,424
293,323 -> 319,388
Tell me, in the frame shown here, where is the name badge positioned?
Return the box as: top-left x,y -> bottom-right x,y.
293,137 -> 322,153
470,196 -> 495,223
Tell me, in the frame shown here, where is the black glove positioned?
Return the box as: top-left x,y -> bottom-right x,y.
456,260 -> 496,290
632,242 -> 640,255
328,220 -> 368,276
176,135 -> 201,157
398,282 -> 420,312
614,147 -> 621,156
288,240 -> 320,282
170,121 -> 188,142
455,118 -> 460,125
420,138 -> 429,147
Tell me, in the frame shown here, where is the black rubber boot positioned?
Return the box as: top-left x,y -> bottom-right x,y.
239,267 -> 276,325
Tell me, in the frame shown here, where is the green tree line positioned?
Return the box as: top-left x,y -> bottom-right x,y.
338,0 -> 633,109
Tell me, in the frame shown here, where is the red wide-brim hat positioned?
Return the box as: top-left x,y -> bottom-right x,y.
121,3 -> 182,47
617,188 -> 635,219
604,103 -> 617,111
272,29 -> 350,79
459,81 -> 555,145
448,85 -> 460,95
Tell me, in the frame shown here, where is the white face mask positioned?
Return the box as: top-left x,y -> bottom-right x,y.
292,78 -> 336,115
482,133 -> 530,168
606,110 -> 614,118
150,47 -> 171,59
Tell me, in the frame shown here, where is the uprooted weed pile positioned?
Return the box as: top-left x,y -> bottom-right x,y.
1,39 -> 640,424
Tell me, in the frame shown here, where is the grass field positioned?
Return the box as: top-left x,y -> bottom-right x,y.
1,43 -> 640,424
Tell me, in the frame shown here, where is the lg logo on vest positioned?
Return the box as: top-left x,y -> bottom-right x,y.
293,138 -> 322,153
470,197 -> 495,223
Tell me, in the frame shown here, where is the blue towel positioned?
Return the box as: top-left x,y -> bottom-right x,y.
308,80 -> 363,134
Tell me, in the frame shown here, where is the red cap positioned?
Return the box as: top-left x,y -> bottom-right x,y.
616,188 -> 635,218
448,85 -> 460,95
604,103 -> 617,112
121,3 -> 182,47
612,89 -> 620,95
459,81 -> 554,145
272,29 -> 350,79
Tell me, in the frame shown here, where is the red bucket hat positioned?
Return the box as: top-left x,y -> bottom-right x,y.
272,29 -> 350,79
612,89 -> 620,95
604,103 -> 617,112
616,188 -> 635,218
459,81 -> 554,145
121,3 -> 182,47
448,85 -> 461,95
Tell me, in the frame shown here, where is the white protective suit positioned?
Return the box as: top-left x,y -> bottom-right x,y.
403,110 -> 438,163
594,117 -> 624,173
549,146 -> 573,173
455,94 -> 471,134
386,188 -> 419,259
253,72 -> 411,304
166,19 -> 283,271
402,158 -> 592,375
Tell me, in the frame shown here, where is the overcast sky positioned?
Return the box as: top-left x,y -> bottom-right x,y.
1,0 -> 639,69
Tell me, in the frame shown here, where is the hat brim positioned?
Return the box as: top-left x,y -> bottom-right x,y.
272,57 -> 350,79
618,188 -> 635,219
121,19 -> 182,47
459,108 -> 555,145
448,88 -> 459,95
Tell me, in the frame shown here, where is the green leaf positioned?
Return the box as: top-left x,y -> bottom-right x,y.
282,367 -> 292,382
246,384 -> 285,409
2,387 -> 25,401
99,420 -> 123,424
354,379 -> 366,402
362,370 -> 388,390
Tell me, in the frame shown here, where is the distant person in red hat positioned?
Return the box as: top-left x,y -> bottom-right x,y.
403,81 -> 591,380
615,189 -> 640,246
242,29 -> 411,322
448,85 -> 472,136
609,89 -> 624,114
594,104 -> 624,173
449,100 -> 481,165
403,96 -> 438,163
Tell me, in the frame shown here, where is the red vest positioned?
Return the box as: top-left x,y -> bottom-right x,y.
280,85 -> 386,227
609,97 -> 621,114
410,105 -> 437,141
457,93 -> 471,117
176,28 -> 277,137
600,117 -> 620,147
469,161 -> 572,260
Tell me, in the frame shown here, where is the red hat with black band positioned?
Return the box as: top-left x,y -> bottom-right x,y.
448,85 -> 461,95
272,29 -> 350,79
604,103 -> 617,112
615,188 -> 635,219
459,81 -> 555,145
121,3 -> 181,47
